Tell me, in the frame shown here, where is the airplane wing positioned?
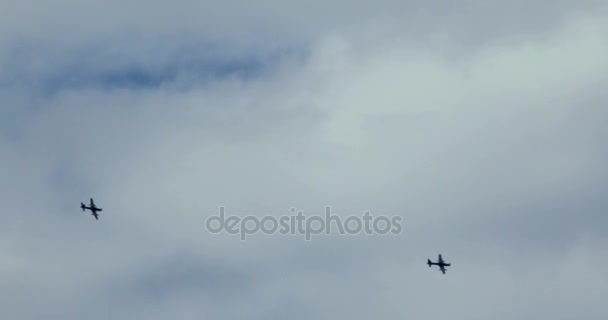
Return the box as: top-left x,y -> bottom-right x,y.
90,198 -> 95,207
92,212 -> 98,220
440,265 -> 446,274
438,254 -> 444,264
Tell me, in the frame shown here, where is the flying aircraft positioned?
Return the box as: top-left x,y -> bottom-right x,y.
427,254 -> 451,274
81,198 -> 102,220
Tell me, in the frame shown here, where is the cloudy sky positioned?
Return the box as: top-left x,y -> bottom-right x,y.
1,1 -> 608,319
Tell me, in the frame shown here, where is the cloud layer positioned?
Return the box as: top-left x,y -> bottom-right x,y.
1,1 -> 607,319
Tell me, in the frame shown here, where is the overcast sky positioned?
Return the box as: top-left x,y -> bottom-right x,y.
1,1 -> 608,319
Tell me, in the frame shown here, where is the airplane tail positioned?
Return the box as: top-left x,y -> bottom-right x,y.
427,259 -> 432,267
80,203 -> 85,211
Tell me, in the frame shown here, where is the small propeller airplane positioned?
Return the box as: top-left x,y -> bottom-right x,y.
81,198 -> 102,220
427,254 -> 451,274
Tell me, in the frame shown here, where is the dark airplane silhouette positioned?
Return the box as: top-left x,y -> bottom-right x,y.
427,254 -> 451,274
81,198 -> 102,220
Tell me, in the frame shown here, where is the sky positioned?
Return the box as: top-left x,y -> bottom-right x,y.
1,1 -> 608,319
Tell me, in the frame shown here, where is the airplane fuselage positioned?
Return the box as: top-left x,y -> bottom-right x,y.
81,199 -> 102,220
81,205 -> 102,213
428,262 -> 449,267
427,254 -> 451,274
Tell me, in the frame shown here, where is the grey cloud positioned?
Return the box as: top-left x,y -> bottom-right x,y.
2,1 -> 606,96
2,1 -> 606,45
1,2 -> 608,320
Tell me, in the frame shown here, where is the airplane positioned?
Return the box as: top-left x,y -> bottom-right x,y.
427,254 -> 451,274
81,198 -> 102,220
